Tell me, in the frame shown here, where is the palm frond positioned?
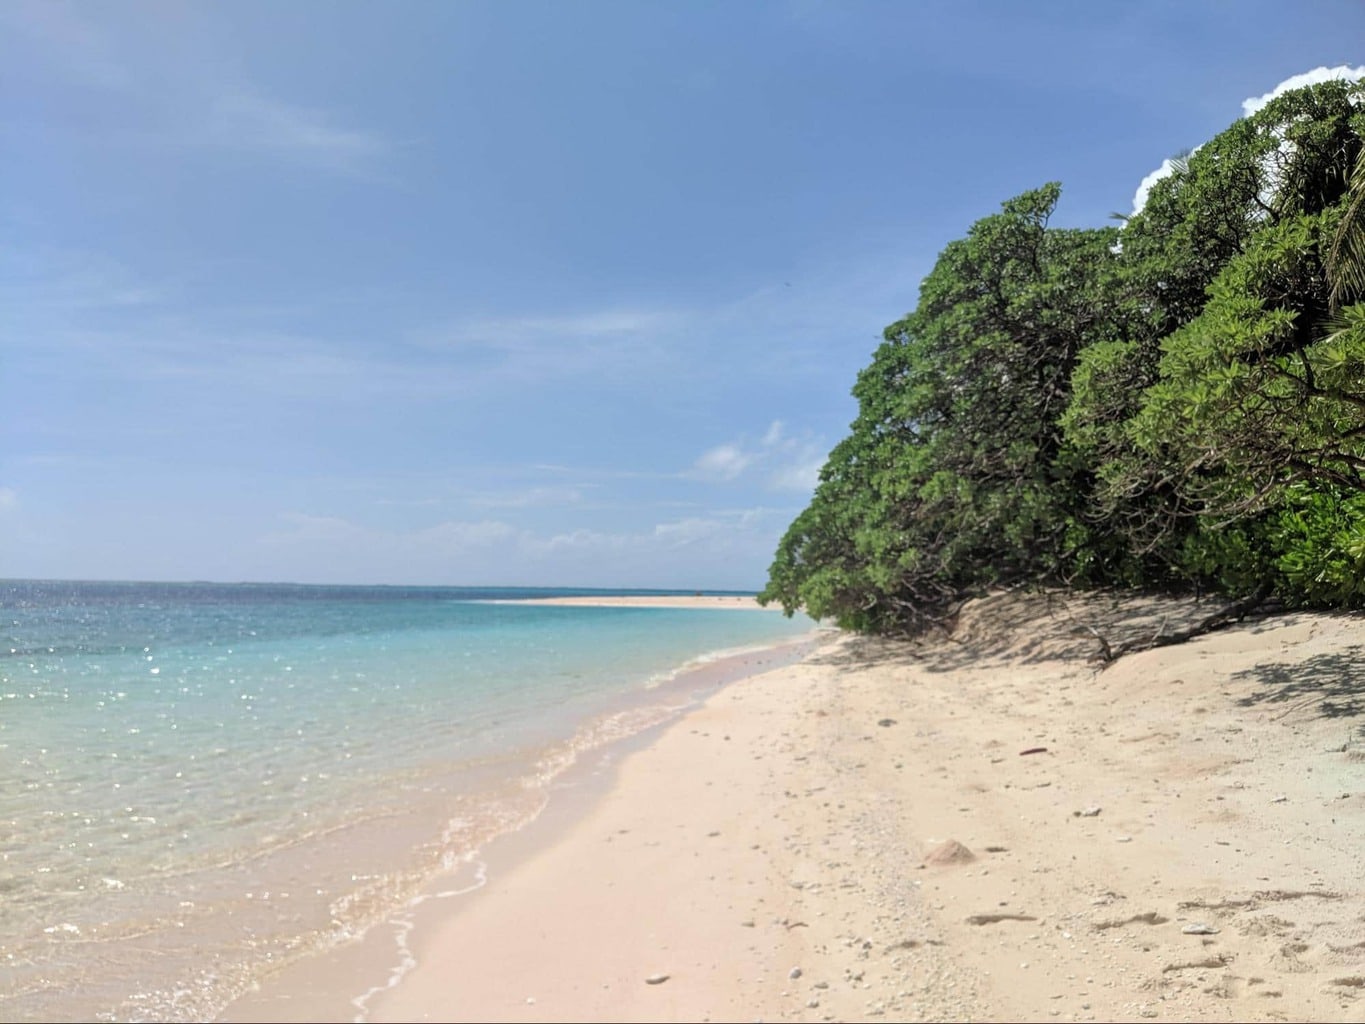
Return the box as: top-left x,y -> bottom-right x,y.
1328,143 -> 1365,310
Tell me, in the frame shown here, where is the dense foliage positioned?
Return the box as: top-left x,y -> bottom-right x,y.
762,78 -> 1365,631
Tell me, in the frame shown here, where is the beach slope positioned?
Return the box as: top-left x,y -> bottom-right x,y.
239,592 -> 1365,1022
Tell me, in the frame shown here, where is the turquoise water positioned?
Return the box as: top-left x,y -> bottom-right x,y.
0,581 -> 815,1022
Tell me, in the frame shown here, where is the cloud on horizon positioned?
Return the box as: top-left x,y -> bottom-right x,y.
253,506 -> 793,588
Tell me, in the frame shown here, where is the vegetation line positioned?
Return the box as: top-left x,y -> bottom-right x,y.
762,77 -> 1365,639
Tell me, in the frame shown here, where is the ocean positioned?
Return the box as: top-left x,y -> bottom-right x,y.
0,580 -> 816,1022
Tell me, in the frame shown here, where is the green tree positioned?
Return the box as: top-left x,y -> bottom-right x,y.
762,185 -> 1126,629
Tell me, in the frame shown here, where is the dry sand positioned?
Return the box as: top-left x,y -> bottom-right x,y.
228,592 -> 1365,1023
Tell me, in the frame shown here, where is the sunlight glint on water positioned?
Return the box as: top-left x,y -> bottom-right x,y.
0,581 -> 813,1021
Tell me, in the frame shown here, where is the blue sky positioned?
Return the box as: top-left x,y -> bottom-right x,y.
2,1 -> 1362,589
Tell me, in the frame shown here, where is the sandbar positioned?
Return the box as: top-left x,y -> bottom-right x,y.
505,594 -> 772,610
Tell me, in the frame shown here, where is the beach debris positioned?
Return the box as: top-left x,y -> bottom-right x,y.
1019,746 -> 1048,756
644,973 -> 671,985
789,966 -> 803,979
1181,922 -> 1220,935
1271,795 -> 1288,803
1162,954 -> 1231,973
877,718 -> 896,727
966,912 -> 1038,925
1075,806 -> 1102,817
1094,911 -> 1169,930
924,839 -> 976,866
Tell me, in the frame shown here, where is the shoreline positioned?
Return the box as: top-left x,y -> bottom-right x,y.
220,629 -> 826,1022
226,592 -> 1364,1022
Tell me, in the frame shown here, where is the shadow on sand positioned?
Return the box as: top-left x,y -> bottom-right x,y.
1232,645 -> 1365,721
806,589 -> 1292,675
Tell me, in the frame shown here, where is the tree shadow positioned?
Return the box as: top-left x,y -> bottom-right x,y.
805,589 -> 1289,675
1232,646 -> 1365,720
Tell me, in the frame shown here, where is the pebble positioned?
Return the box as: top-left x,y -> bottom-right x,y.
645,973 -> 671,985
789,966 -> 803,979
1076,806 -> 1102,817
1180,923 -> 1218,935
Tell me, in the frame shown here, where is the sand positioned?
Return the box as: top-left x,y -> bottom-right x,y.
504,595 -> 772,609
224,591 -> 1365,1023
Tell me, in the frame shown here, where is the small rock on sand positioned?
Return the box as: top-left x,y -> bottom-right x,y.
925,839 -> 976,866
645,973 -> 670,985
1181,923 -> 1219,935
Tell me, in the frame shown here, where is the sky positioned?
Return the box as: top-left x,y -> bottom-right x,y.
3,1 -> 1363,590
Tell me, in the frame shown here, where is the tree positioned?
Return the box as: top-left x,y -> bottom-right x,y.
761,185 -> 1126,629
767,77 -> 1365,633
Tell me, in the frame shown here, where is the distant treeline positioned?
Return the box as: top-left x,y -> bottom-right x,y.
762,79 -> 1365,633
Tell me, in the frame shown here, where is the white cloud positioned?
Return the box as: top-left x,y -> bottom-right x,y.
430,308 -> 680,352
0,0 -> 131,90
688,421 -> 827,494
4,3 -> 389,176
411,519 -> 518,550
247,507 -> 796,588
691,443 -> 752,481
206,91 -> 389,173
266,513 -> 516,553
1241,64 -> 1365,118
767,454 -> 825,493
652,517 -> 725,547
1130,154 -> 1189,219
1129,66 -> 1365,220
469,486 -> 585,509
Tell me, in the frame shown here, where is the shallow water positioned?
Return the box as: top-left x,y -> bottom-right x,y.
0,581 -> 813,1022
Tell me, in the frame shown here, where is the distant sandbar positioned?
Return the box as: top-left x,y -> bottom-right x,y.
508,594 -> 770,610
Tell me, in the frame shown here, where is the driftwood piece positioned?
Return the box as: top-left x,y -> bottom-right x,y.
1085,585 -> 1273,668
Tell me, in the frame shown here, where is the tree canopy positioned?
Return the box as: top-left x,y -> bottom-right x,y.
762,77 -> 1365,632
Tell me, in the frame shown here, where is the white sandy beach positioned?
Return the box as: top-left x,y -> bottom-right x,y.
226,591 -> 1365,1023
